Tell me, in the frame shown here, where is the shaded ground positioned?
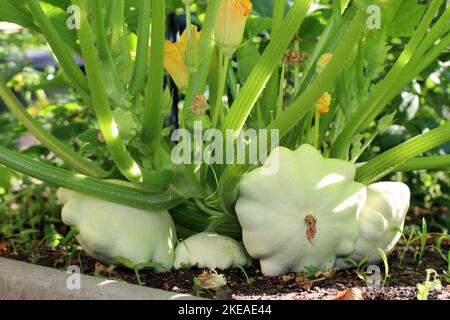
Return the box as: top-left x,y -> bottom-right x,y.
1,240 -> 449,300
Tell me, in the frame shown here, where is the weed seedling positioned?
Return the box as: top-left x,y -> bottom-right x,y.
417,269 -> 442,300
305,265 -> 319,279
377,248 -> 389,288
394,227 -> 420,268
238,266 -> 255,285
434,234 -> 450,283
344,256 -> 369,282
414,218 -> 428,265
115,256 -> 167,286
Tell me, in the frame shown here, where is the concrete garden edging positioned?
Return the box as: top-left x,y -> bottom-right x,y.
0,257 -> 202,300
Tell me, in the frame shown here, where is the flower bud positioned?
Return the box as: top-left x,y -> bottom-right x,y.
215,0 -> 253,56
185,25 -> 200,73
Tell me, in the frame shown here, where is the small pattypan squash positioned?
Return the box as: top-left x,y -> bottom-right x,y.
173,232 -> 251,269
57,188 -> 177,270
235,144 -> 367,276
336,182 -> 410,267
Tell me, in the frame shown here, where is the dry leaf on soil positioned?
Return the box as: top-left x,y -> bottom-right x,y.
330,288 -> 365,300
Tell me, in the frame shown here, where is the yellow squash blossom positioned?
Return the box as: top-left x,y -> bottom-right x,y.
160,26 -> 200,91
316,92 -> 331,115
215,0 -> 253,56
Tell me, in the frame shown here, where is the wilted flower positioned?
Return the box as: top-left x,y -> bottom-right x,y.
198,270 -> 227,290
190,93 -> 208,115
215,0 -> 253,56
284,49 -> 308,64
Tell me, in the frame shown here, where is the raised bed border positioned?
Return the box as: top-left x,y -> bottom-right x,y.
0,257 -> 202,300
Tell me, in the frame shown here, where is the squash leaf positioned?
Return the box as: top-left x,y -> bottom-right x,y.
0,0 -> 37,31
383,0 -> 427,38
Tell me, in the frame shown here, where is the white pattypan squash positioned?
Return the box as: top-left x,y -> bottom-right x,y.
173,232 -> 251,269
336,182 -> 410,267
57,188 -> 177,270
235,144 -> 367,276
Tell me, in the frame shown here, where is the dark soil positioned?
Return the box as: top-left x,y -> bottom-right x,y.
1,238 -> 449,300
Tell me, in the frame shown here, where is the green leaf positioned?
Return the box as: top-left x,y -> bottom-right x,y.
378,111 -> 397,132
39,0 -> 71,9
383,1 -> 427,38
114,255 -> 135,269
1,1 -> 81,53
79,128 -> 105,153
0,0 -> 37,31
38,1 -> 80,52
236,42 -> 261,85
246,16 -> 272,37
252,0 -> 276,17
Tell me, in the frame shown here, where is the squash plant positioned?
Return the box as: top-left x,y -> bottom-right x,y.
0,0 -> 449,273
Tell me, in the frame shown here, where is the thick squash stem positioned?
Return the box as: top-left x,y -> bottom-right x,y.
0,145 -> 184,211
0,82 -> 106,177
397,156 -> 450,172
356,121 -> 450,185
73,0 -> 143,183
220,0 -> 313,135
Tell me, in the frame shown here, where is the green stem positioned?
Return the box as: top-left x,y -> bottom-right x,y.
170,202 -> 242,239
261,0 -> 287,122
185,0 -> 222,109
0,82 -> 106,177
396,156 -> 450,172
0,145 -> 184,211
129,0 -> 152,97
221,0 -> 313,134
93,0 -> 110,60
25,0 -> 91,106
276,63 -> 286,118
313,111 -> 320,149
355,121 -> 450,185
227,66 -> 239,100
268,9 -> 366,138
109,0 -> 125,50
212,53 -> 230,128
217,7 -> 367,214
141,0 -> 165,149
293,38 -> 301,96
185,1 -> 192,35
73,0 -> 143,183
296,1 -> 350,96
402,33 -> 450,89
331,0 -> 445,158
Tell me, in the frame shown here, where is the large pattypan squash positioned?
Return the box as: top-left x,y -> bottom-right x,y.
336,182 -> 410,267
174,232 -> 251,269
235,144 -> 367,276
57,188 -> 177,270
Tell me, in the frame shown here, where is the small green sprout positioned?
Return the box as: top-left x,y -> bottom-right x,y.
377,248 -> 389,288
417,269 -> 442,300
345,255 -> 369,282
238,266 -> 255,285
115,256 -> 168,286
